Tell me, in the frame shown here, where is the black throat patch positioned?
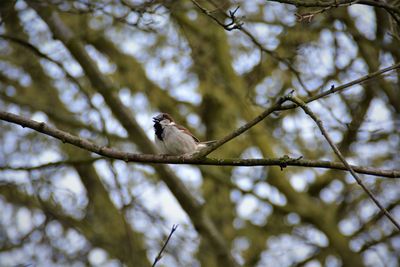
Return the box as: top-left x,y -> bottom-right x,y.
154,122 -> 164,141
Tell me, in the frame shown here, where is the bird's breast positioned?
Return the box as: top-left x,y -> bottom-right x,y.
162,126 -> 197,155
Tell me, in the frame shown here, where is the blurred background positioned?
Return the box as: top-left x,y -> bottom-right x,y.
0,0 -> 399,266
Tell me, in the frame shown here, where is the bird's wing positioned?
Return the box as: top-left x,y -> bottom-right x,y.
175,124 -> 200,142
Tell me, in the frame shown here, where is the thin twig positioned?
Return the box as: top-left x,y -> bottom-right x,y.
0,158 -> 103,171
295,0 -> 360,22
191,0 -> 243,31
0,34 -> 111,145
193,94 -> 290,158
279,62 -> 400,110
152,224 -> 178,267
269,0 -> 400,16
287,95 -> 400,231
190,0 -> 310,93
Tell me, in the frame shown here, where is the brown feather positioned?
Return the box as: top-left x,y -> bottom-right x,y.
162,113 -> 175,122
174,124 -> 200,143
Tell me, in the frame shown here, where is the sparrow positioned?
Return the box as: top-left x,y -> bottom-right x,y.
152,113 -> 213,155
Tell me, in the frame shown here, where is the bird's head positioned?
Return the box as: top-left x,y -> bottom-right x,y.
153,113 -> 174,126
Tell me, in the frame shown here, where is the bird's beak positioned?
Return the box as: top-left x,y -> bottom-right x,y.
152,117 -> 160,123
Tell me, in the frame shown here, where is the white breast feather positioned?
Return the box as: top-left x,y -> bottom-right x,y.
154,134 -> 167,154
162,125 -> 197,155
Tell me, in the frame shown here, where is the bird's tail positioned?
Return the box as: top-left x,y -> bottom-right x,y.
200,140 -> 217,145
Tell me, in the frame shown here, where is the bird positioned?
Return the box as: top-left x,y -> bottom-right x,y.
152,113 -> 214,155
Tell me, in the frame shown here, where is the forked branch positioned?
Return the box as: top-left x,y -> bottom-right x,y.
287,95 -> 400,231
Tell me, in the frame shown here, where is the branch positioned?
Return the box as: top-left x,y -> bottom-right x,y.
152,224 -> 178,267
168,60 -> 400,156
0,34 -> 111,143
295,1 -> 360,22
194,94 -> 289,157
351,199 -> 400,237
287,95 -> 400,231
190,1 -> 310,93
191,0 -> 243,31
1,110 -> 399,178
0,182 -> 80,229
190,1 -> 400,97
359,230 -> 400,252
280,62 -> 400,110
269,0 -> 400,17
0,157 -> 102,171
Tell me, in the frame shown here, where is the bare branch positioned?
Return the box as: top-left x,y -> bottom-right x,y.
269,0 -> 400,25
152,224 -> 178,267
191,0 -> 399,96
287,95 -> 400,231
1,110 -> 399,178
191,0 -> 243,31
295,0 -> 360,22
269,0 -> 400,16
190,0 -> 310,93
280,62 -> 400,110
0,33 -> 111,143
191,61 -> 399,156
0,158 -> 102,171
193,94 -> 288,157
359,230 -> 400,252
